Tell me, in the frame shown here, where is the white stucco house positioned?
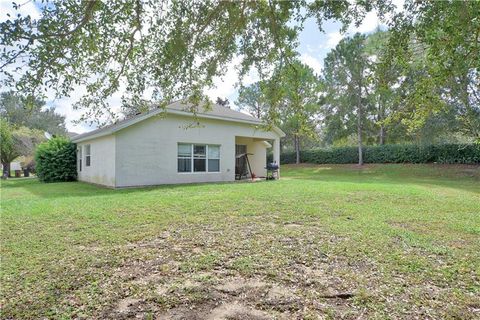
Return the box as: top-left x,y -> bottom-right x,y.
71,101 -> 285,188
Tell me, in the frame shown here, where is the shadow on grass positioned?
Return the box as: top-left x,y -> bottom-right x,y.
2,164 -> 479,200
0,177 -> 244,199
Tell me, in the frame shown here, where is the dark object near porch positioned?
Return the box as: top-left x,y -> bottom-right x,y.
266,162 -> 279,180
235,153 -> 254,180
23,169 -> 30,177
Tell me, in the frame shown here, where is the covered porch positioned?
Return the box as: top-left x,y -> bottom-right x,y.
234,136 -> 280,180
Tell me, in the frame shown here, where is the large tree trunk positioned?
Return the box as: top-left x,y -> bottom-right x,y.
379,125 -> 385,145
294,135 -> 300,164
2,162 -> 10,178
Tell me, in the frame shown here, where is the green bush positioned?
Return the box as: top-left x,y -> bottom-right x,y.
281,144 -> 480,164
35,137 -> 77,182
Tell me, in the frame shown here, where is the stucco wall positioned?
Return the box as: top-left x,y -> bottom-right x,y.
77,135 -> 116,187
114,114 -> 279,187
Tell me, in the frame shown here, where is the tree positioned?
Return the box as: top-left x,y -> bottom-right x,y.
2,0 -> 477,134
278,62 -> 321,164
384,0 -> 480,141
236,62 -> 320,163
0,0 -> 303,125
0,119 -> 45,177
0,119 -> 14,177
364,30 -> 400,145
236,82 -> 268,119
0,91 -> 67,135
0,0 -> 393,126
322,34 -> 371,165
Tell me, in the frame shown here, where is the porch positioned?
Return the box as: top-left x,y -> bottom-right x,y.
234,136 -> 280,180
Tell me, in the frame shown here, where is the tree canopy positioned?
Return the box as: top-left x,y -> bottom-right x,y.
1,0 -> 478,143
0,119 -> 45,176
1,0 -> 397,125
0,91 -> 67,135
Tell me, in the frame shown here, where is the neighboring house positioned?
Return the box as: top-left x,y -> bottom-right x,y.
71,101 -> 285,188
67,131 -> 79,139
10,162 -> 22,171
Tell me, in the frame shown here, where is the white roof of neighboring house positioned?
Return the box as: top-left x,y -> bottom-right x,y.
10,162 -> 22,170
72,101 -> 285,143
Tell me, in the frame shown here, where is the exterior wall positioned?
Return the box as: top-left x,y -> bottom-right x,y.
235,137 -> 268,178
114,114 -> 279,187
77,135 -> 116,187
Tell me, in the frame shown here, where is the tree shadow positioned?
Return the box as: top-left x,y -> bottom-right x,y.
2,164 -> 478,200
0,177 -> 240,200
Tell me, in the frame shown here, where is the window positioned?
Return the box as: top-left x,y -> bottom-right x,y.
208,145 -> 220,172
78,147 -> 82,171
193,145 -> 206,172
177,144 -> 220,173
177,144 -> 191,173
85,144 -> 91,167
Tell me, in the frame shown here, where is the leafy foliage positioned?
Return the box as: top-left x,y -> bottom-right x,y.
321,33 -> 370,164
35,137 -> 77,182
384,1 -> 480,140
1,119 -> 45,175
0,119 -> 15,175
0,91 -> 67,135
238,62 -> 321,162
275,62 -> 321,163
236,82 -> 269,119
320,28 -> 479,147
1,0 -> 308,125
281,144 -> 480,165
1,0 -> 478,143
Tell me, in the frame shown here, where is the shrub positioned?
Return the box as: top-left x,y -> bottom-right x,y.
281,144 -> 480,165
35,137 -> 77,182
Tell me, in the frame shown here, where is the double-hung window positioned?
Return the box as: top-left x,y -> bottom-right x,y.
208,145 -> 220,172
177,144 -> 192,172
178,144 -> 220,173
193,145 -> 206,172
85,144 -> 91,167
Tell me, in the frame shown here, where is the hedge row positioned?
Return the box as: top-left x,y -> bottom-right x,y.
281,144 -> 480,164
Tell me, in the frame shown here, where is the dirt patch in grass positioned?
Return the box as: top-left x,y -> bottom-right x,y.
89,220 -> 405,318
215,277 -> 267,294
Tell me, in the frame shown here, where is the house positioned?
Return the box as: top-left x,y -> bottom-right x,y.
71,101 -> 285,188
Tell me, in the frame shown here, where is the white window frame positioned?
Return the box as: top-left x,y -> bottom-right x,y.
177,143 -> 220,173
85,144 -> 91,167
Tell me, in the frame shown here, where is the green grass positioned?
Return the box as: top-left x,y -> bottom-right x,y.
1,164 -> 479,319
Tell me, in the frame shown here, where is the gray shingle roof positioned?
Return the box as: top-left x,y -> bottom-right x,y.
166,101 -> 261,123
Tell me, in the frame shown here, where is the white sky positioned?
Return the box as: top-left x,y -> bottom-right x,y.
0,0 -> 404,133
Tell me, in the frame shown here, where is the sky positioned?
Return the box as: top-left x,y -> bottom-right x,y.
0,0 -> 403,134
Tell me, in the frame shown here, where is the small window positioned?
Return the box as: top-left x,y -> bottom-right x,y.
177,144 -> 220,173
78,147 -> 82,171
85,144 -> 91,167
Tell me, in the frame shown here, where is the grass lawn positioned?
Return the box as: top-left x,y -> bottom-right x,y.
1,164 -> 479,319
